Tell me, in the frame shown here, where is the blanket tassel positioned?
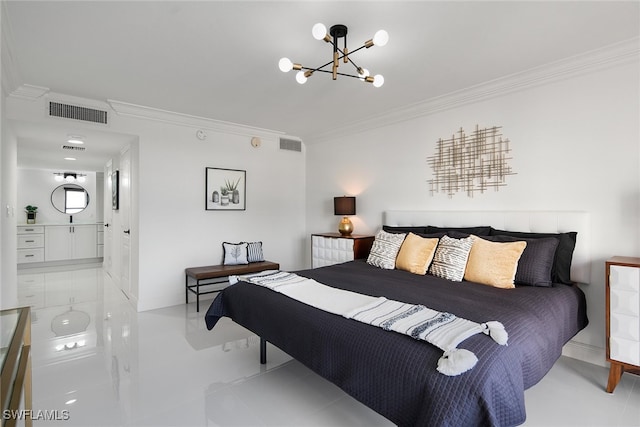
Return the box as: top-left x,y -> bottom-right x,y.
437,349 -> 478,376
481,321 -> 509,345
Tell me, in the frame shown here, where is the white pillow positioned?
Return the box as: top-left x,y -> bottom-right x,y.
366,230 -> 406,269
428,235 -> 473,281
223,242 -> 249,265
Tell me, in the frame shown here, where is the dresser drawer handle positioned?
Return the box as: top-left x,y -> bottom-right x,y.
25,240 -> 35,243
25,255 -> 34,258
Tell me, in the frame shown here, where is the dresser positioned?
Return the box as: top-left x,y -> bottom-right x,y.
311,233 -> 375,268
605,256 -> 640,393
17,226 -> 45,264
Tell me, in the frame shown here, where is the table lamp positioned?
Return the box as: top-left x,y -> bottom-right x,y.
334,196 -> 356,236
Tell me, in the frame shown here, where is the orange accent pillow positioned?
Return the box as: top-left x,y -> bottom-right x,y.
464,235 -> 527,288
395,233 -> 439,275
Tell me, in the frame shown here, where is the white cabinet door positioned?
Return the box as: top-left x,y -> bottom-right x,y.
45,225 -> 97,261
45,226 -> 72,261
71,225 -> 97,259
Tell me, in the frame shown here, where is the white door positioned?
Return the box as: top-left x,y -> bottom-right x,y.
104,161 -> 114,277
120,147 -> 132,297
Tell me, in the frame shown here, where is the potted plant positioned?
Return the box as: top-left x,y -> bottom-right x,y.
225,178 -> 241,204
25,205 -> 38,224
220,187 -> 229,206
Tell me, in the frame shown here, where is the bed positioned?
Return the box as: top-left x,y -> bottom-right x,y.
205,211 -> 590,426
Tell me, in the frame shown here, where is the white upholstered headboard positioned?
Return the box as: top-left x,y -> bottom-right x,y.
383,210 -> 591,284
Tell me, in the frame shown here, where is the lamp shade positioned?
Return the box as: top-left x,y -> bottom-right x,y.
334,196 -> 356,216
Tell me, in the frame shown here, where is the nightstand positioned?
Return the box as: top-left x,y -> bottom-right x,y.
605,256 -> 640,393
311,233 -> 375,268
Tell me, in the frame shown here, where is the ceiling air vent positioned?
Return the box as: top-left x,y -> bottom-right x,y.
49,101 -> 108,125
279,137 -> 302,152
61,145 -> 86,151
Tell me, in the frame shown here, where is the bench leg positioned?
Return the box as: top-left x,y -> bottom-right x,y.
185,275 -> 189,304
196,279 -> 200,312
260,338 -> 267,364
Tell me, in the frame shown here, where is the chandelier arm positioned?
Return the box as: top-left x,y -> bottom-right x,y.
307,68 -> 367,79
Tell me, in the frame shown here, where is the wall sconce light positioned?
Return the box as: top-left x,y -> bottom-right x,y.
334,196 -> 356,236
54,172 -> 86,183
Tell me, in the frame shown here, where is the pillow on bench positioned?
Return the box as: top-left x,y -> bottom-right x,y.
223,242 -> 249,265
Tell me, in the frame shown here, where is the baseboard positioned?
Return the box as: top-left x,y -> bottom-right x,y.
562,340 -> 607,368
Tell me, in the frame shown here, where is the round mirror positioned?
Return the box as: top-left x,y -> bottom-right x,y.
51,184 -> 90,214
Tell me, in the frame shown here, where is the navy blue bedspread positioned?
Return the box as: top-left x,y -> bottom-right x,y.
205,260 -> 587,427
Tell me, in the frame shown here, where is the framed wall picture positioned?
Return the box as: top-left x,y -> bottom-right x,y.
112,170 -> 119,210
205,167 -> 246,211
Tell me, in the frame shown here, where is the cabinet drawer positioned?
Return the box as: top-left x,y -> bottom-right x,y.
17,234 -> 44,249
610,336 -> 640,365
312,236 -> 355,268
610,288 -> 640,317
610,265 -> 640,292
610,313 -> 640,341
17,248 -> 44,263
17,226 -> 44,235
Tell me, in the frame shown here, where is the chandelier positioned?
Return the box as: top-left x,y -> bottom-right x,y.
279,23 -> 388,87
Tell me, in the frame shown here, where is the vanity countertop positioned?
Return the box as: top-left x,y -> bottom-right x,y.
18,222 -> 103,226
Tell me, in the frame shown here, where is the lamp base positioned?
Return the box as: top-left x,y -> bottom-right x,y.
338,216 -> 353,236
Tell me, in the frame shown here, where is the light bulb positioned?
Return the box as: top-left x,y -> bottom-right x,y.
54,174 -> 63,182
373,74 -> 384,88
295,71 -> 307,84
278,57 -> 293,73
67,136 -> 84,144
373,30 -> 389,47
65,175 -> 75,182
77,176 -> 86,183
312,23 -> 327,40
358,68 -> 370,81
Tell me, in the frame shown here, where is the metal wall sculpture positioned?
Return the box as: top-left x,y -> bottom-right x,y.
427,125 -> 515,198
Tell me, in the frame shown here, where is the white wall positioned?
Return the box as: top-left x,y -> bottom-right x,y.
6,93 -> 307,312
0,73 -> 18,309
16,168 -> 98,224
128,121 -> 306,310
305,57 -> 640,363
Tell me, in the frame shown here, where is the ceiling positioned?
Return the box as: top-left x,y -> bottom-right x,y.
4,1 -> 639,171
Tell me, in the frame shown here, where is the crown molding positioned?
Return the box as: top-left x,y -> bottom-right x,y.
8,84 -> 50,100
306,37 -> 640,144
107,99 -> 286,139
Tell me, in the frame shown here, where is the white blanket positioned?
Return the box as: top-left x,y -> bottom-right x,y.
230,270 -> 508,375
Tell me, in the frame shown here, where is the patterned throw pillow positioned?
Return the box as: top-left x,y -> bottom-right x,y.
246,241 -> 264,263
223,242 -> 249,265
428,235 -> 473,281
367,230 -> 407,269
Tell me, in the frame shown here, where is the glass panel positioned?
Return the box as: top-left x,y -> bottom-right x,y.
0,309 -> 20,372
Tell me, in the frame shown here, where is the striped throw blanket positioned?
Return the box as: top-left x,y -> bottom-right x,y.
230,270 -> 508,376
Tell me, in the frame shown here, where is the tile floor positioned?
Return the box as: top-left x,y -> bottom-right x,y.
15,264 -> 640,426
